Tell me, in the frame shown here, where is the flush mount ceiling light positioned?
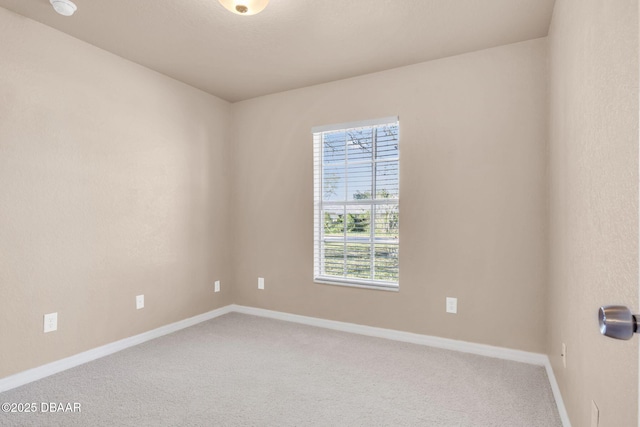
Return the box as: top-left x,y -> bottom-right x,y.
218,0 -> 269,16
50,0 -> 77,16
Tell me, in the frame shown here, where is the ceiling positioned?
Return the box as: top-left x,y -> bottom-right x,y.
0,0 -> 556,102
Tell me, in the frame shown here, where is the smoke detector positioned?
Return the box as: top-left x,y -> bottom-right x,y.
50,0 -> 77,17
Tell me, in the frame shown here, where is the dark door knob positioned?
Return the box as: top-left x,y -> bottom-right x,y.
599,305 -> 638,340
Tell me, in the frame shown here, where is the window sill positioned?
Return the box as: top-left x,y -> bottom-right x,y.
314,277 -> 399,292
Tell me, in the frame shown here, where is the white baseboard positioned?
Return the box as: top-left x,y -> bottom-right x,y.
231,304 -> 571,427
544,359 -> 572,427
0,303 -> 571,426
0,305 -> 233,393
231,304 -> 546,364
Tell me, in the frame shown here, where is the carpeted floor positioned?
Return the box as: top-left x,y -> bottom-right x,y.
0,313 -> 561,426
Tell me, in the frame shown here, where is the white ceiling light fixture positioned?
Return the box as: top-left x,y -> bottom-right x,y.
218,0 -> 269,16
50,0 -> 77,17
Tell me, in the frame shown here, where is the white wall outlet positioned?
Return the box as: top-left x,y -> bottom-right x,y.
258,277 -> 265,290
215,280 -> 220,293
446,297 -> 457,314
136,295 -> 144,310
591,400 -> 599,427
561,343 -> 567,368
43,312 -> 58,333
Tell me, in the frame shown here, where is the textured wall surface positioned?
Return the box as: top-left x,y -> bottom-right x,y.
230,39 -> 549,353
0,8 -> 232,378
547,0 -> 639,425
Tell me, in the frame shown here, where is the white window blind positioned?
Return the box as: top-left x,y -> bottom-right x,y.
313,117 -> 399,290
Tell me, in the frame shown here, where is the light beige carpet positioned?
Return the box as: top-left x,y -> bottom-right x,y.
0,313 -> 561,426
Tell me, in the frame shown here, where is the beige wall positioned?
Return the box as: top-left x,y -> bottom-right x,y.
230,38 -> 549,353
0,9 -> 232,378
5,6 -> 637,424
547,0 -> 639,426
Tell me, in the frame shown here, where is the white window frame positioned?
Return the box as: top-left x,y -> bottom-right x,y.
313,116 -> 399,291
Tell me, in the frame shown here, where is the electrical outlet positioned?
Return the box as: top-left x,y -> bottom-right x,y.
446,297 -> 457,314
561,343 -> 567,368
591,400 -> 599,427
44,312 -> 58,333
258,277 -> 265,290
215,280 -> 220,293
136,295 -> 144,310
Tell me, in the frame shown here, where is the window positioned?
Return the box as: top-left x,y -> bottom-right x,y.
313,117 -> 399,290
